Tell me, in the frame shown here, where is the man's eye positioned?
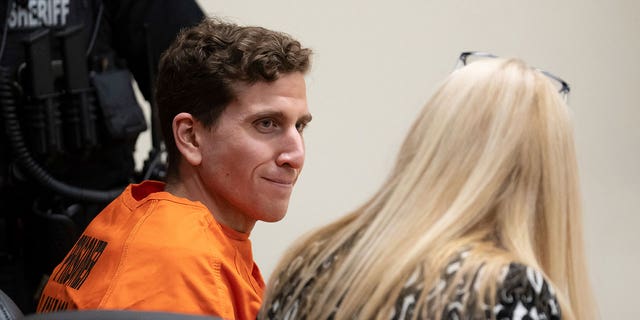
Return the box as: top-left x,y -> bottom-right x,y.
295,122 -> 308,133
254,119 -> 277,132
258,119 -> 275,128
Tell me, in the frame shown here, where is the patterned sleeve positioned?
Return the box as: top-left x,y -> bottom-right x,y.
493,263 -> 561,320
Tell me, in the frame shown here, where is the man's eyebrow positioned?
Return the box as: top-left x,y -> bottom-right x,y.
251,111 -> 285,120
251,111 -> 312,123
299,113 -> 313,123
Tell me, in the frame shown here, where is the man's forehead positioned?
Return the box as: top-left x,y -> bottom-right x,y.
226,76 -> 309,118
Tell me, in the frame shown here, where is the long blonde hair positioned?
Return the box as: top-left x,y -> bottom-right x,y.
261,58 -> 597,319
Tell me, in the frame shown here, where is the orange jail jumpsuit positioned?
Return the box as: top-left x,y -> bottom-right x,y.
37,180 -> 265,320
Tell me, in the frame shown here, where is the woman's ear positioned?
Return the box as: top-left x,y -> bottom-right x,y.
173,112 -> 202,166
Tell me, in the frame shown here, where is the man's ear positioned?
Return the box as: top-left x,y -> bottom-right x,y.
173,112 -> 202,166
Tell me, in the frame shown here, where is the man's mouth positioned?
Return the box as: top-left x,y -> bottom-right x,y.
263,177 -> 295,186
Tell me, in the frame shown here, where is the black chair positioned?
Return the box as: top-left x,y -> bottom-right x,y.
23,310 -> 220,320
2,288 -> 221,320
0,289 -> 23,320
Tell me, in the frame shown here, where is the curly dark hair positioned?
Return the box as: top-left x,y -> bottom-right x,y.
155,18 -> 312,181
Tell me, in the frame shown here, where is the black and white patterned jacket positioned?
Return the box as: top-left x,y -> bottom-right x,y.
263,249 -> 560,320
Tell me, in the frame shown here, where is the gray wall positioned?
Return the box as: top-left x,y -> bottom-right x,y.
158,1 -> 638,317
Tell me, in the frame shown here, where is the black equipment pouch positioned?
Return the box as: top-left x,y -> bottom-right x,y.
91,70 -> 147,139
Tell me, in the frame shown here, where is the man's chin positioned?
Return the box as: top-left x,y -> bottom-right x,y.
256,205 -> 289,223
259,212 -> 287,223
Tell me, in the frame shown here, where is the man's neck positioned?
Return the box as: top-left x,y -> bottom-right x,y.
165,176 -> 256,234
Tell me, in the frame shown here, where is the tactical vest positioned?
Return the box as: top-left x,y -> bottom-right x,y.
0,0 -> 148,202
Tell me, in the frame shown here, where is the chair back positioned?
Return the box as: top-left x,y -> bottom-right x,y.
0,289 -> 23,320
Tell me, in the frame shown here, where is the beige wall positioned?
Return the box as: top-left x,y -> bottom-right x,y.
165,1 -> 639,317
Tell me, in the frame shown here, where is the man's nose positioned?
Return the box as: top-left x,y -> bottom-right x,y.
275,127 -> 305,169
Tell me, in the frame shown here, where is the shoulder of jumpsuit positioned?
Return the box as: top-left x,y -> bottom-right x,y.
114,180 -> 233,256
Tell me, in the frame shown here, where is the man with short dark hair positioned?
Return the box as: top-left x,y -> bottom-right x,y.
37,18 -> 313,320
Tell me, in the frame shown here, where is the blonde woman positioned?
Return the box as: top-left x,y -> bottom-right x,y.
259,53 -> 597,320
